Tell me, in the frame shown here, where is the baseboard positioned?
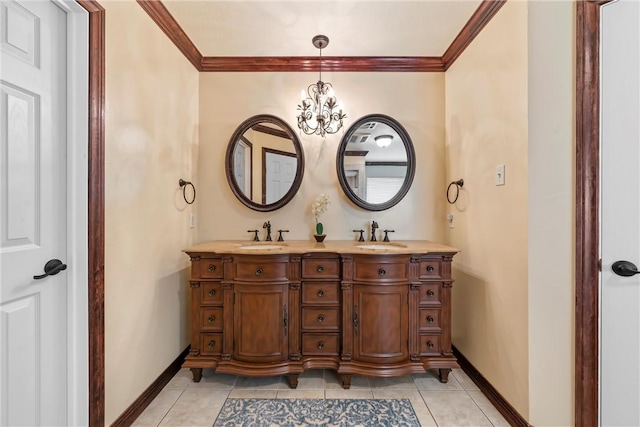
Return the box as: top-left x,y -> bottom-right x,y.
452,345 -> 531,427
111,345 -> 190,427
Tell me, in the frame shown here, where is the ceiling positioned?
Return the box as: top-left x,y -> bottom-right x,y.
161,1 -> 484,58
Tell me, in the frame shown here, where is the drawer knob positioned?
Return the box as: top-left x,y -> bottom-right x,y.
208,265 -> 216,272
427,341 -> 434,349
208,341 -> 215,348
255,268 -> 263,276
317,265 -> 324,273
208,289 -> 216,297
208,316 -> 215,323
427,316 -> 435,323
317,341 -> 325,349
427,265 -> 434,272
317,290 -> 324,297
317,314 -> 324,323
427,290 -> 435,297
378,268 -> 386,276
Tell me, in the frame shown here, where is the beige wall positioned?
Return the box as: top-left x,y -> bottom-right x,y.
104,1 -> 199,424
445,0 -> 529,418
198,73 -> 446,243
527,1 -> 575,425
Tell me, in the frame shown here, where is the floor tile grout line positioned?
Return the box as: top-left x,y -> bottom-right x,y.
155,387 -> 187,427
466,389 -> 502,427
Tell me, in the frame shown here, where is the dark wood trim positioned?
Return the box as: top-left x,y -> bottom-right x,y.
261,147 -> 297,205
201,56 -> 444,72
442,0 -> 507,70
365,161 -> 408,167
252,124 -> 290,139
111,346 -> 190,427
136,0 -> 203,71
345,151 -> 368,157
75,1 -> 106,426
452,346 -> 530,427
575,1 -> 612,426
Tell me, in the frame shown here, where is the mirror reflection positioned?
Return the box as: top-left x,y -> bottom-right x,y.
226,115 -> 304,212
337,114 -> 416,211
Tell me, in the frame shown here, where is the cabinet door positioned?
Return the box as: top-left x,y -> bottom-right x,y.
353,284 -> 408,364
233,284 -> 288,362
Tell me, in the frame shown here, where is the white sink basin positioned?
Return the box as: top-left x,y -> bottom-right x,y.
356,243 -> 406,250
237,244 -> 284,250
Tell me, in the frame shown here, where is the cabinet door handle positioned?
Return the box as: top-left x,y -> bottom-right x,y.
208,265 -> 216,272
427,341 -> 434,349
208,289 -> 216,297
317,265 -> 324,273
283,306 -> 288,335
353,305 -> 359,335
317,341 -> 325,349
208,341 -> 216,348
427,316 -> 435,323
378,268 -> 386,276
317,290 -> 324,297
427,290 -> 435,297
426,265 -> 434,272
317,314 -> 324,323
208,316 -> 215,323
255,268 -> 263,276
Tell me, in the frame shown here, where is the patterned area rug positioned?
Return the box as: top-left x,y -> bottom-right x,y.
213,398 -> 420,427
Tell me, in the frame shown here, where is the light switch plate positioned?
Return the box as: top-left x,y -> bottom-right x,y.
495,164 -> 505,186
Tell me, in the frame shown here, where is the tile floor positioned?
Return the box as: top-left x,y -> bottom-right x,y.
132,368 -> 509,426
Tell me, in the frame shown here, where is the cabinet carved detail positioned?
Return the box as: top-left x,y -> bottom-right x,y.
183,247 -> 458,388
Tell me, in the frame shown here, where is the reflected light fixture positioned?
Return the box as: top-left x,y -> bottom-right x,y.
374,134 -> 394,148
297,35 -> 346,137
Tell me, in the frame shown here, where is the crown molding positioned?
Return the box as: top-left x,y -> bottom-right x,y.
137,0 -> 505,72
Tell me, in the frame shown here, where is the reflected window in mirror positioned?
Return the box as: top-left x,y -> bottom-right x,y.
337,114 -> 416,211
225,115 -> 304,212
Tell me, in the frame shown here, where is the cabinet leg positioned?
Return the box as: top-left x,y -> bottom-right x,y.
341,374 -> 352,389
190,368 -> 203,383
287,374 -> 299,389
438,368 -> 451,383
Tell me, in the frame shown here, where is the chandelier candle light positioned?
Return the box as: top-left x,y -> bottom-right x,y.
297,35 -> 346,137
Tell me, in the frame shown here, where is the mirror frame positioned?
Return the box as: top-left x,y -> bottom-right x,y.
336,114 -> 416,211
225,114 -> 305,212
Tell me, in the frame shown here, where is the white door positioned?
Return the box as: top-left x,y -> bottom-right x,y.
265,151 -> 296,204
0,1 -> 69,425
600,0 -> 640,425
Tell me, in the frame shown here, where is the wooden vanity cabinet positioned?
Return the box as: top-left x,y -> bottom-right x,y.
183,246 -> 457,388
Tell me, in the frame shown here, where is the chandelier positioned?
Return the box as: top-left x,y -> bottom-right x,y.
297,35 -> 346,137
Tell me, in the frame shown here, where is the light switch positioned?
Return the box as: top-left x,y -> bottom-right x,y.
495,164 -> 505,186
446,213 -> 455,228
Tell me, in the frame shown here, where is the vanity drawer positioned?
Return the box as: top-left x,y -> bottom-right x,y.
201,283 -> 223,305
419,260 -> 442,280
301,333 -> 339,356
200,308 -> 223,331
302,282 -> 340,305
199,259 -> 223,279
419,335 -> 442,356
302,307 -> 340,331
419,284 -> 441,305
234,261 -> 288,281
419,308 -> 442,332
353,261 -> 407,281
200,333 -> 223,355
302,257 -> 340,279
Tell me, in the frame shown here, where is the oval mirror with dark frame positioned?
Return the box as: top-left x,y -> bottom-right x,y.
336,114 -> 416,211
225,114 -> 305,212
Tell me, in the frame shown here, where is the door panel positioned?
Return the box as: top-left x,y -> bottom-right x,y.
600,0 -> 640,425
0,1 -> 68,425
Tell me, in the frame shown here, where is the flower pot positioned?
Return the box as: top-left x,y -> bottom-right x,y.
313,234 -> 326,242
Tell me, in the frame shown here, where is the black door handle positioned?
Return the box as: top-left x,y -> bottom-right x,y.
612,260 -> 640,277
33,259 -> 67,280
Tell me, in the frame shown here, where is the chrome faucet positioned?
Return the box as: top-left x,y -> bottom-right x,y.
370,221 -> 379,241
263,221 -> 272,241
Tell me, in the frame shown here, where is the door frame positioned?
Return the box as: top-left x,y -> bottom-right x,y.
74,1 -> 104,425
576,1 -> 613,425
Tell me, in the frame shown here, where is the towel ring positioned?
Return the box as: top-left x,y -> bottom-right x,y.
179,179 -> 196,204
446,179 -> 464,204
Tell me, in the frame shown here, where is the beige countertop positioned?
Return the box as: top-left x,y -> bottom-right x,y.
184,240 -> 459,255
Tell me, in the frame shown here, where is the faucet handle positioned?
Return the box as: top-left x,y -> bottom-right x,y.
277,230 -> 289,242
352,229 -> 365,242
383,229 -> 395,242
248,229 -> 260,241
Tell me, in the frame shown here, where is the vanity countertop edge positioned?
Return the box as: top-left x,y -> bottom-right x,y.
184,240 -> 460,255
